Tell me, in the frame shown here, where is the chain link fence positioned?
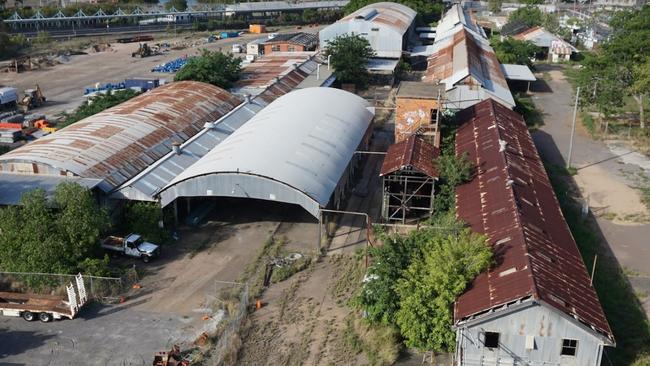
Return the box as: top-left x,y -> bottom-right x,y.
199,281 -> 250,366
0,268 -> 139,303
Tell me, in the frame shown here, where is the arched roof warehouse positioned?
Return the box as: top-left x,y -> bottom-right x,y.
0,81 -> 242,191
319,2 -> 416,58
159,87 -> 375,218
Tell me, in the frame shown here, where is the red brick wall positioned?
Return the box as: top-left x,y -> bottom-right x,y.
263,43 -> 306,54
395,97 -> 439,143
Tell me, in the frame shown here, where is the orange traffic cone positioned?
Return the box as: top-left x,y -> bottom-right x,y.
255,299 -> 262,310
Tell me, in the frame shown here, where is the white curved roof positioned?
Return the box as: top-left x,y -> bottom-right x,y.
160,87 -> 374,216
319,2 -> 416,58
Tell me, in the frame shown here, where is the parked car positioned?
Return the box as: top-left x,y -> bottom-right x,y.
101,233 -> 159,263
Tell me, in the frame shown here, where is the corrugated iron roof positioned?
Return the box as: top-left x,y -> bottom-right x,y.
514,26 -> 578,53
263,32 -> 319,48
340,2 -> 416,36
0,82 -> 242,191
423,26 -> 515,109
112,57 -> 327,201
454,99 -> 614,343
435,3 -> 486,40
380,135 -> 439,178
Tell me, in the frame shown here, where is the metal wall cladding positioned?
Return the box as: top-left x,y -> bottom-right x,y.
460,303 -> 605,365
319,2 -> 416,59
0,81 -> 242,191
454,99 -> 613,343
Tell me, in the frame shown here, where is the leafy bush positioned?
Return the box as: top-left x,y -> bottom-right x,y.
124,202 -> 170,244
324,34 -> 375,89
0,183 -> 109,274
174,50 -> 241,89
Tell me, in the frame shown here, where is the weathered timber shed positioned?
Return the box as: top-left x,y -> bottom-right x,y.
319,2 -> 416,59
454,99 -> 614,366
380,135 -> 439,223
0,82 -> 242,193
159,87 -> 375,219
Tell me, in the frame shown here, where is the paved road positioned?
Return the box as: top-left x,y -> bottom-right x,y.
0,303 -> 192,366
530,63 -> 650,314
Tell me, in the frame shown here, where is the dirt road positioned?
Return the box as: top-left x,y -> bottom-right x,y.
0,31 -> 281,118
530,64 -> 650,314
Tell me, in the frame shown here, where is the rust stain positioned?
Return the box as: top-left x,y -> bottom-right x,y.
454,99 -> 613,343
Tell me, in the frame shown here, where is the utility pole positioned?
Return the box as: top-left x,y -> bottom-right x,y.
567,86 -> 580,169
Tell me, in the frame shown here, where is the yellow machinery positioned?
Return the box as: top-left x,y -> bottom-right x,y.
18,84 -> 46,113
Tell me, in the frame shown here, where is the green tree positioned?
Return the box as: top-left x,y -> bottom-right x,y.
433,152 -> 472,214
575,6 -> 650,128
632,58 -> 650,129
508,5 -> 543,27
0,183 -> 109,275
124,202 -> 169,244
394,227 -> 491,352
324,34 -> 375,89
174,50 -> 241,88
165,0 -> 187,11
488,0 -> 503,13
491,36 -> 540,66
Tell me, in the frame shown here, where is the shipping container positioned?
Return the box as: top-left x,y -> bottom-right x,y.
0,87 -> 18,106
220,32 -> 239,39
249,24 -> 266,34
124,78 -> 160,91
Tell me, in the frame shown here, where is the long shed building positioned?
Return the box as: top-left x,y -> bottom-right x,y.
319,2 -> 416,59
454,99 -> 614,366
0,82 -> 242,195
159,87 -> 375,219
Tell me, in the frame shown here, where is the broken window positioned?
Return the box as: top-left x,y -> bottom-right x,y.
484,332 -> 500,348
561,339 -> 578,356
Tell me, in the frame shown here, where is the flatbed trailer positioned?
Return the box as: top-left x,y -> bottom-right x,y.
0,273 -> 87,322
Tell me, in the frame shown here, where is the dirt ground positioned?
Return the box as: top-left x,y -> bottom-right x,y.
0,30 -> 288,119
238,254 -> 367,366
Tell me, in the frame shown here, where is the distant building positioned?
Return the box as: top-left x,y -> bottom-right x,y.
513,26 -> 578,62
319,2 -> 416,59
454,99 -> 615,366
423,26 -> 515,110
592,0 -> 646,7
262,33 -> 319,54
394,81 -> 446,145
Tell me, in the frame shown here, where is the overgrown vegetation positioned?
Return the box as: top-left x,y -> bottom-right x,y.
514,93 -> 544,128
174,49 -> 241,89
545,164 -> 650,365
0,183 -> 110,276
490,36 -> 540,67
59,89 -> 140,128
356,126 -> 492,354
323,34 -> 375,89
571,6 -> 650,135
123,202 -> 170,244
358,215 -> 491,353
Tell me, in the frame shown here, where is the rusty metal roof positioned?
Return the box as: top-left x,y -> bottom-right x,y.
454,99 -> 613,343
423,25 -> 515,109
0,81 -> 242,191
263,32 -> 319,48
380,135 -> 439,178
